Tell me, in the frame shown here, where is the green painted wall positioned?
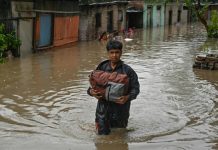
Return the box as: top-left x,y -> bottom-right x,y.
143,2 -> 165,28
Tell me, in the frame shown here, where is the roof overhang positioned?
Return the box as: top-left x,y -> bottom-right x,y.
126,9 -> 143,13
79,1 -> 128,6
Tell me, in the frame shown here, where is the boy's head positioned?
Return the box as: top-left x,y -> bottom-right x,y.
106,40 -> 123,63
106,40 -> 123,51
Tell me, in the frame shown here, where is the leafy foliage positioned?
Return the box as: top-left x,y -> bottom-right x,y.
0,23 -> 21,64
208,10 -> 218,38
184,0 -> 218,38
5,31 -> 21,57
0,24 -> 7,63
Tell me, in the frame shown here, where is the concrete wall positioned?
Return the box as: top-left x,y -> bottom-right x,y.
79,4 -> 127,41
79,7 -> 96,41
165,3 -> 188,26
11,1 -> 35,56
143,2 -> 188,28
19,19 -> 33,56
143,3 -> 165,28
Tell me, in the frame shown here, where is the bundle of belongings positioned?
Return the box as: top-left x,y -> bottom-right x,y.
89,70 -> 129,102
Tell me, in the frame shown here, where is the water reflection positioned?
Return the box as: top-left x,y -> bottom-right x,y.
95,143 -> 128,150
193,69 -> 218,88
0,23 -> 218,150
95,129 -> 129,150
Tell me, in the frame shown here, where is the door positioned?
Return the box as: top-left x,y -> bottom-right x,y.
53,16 -> 79,46
107,11 -> 113,32
39,14 -> 52,47
169,10 -> 173,25
147,6 -> 152,27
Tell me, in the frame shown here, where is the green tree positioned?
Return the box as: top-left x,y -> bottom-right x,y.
208,10 -> 218,38
185,0 -> 218,38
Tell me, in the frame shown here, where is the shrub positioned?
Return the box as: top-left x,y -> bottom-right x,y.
6,31 -> 21,57
208,10 -> 218,38
0,24 -> 7,63
0,23 -> 21,63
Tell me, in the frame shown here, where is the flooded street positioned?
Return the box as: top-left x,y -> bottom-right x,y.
0,23 -> 218,150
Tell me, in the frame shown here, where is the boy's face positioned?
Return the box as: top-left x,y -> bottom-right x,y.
108,49 -> 122,63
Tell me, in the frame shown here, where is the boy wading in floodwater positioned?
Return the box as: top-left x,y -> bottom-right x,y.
87,40 -> 140,135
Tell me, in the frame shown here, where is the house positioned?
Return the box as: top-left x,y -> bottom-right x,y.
126,0 -> 144,29
33,0 -> 80,49
0,0 -> 35,56
1,0 -> 80,56
143,0 -> 165,28
127,0 -> 188,28
165,1 -> 188,26
79,0 -> 128,41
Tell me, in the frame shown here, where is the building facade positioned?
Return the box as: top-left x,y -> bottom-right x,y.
79,0 -> 128,41
10,0 -> 35,55
1,0 -> 80,56
127,0 -> 189,28
2,0 -> 217,56
126,0 -> 144,28
34,0 -> 80,49
165,2 -> 188,26
143,1 -> 165,28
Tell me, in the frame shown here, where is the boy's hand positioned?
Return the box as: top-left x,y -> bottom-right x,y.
90,89 -> 103,100
115,96 -> 129,104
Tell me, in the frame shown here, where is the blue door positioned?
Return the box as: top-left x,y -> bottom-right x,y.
39,14 -> 52,47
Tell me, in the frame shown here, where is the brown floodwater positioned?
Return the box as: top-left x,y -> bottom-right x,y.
0,23 -> 218,150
